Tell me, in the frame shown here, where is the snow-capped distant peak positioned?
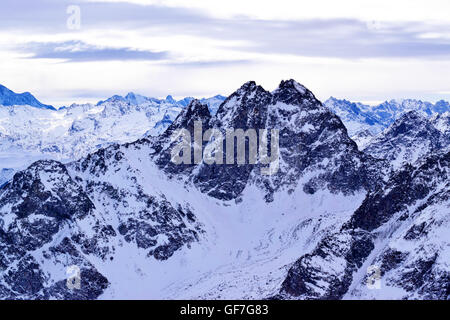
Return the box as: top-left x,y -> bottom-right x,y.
165,95 -> 176,104
0,84 -> 55,110
124,92 -> 152,105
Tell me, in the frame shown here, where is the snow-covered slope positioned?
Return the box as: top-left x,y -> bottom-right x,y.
0,169 -> 14,188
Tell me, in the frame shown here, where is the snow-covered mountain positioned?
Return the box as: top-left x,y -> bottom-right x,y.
0,80 -> 448,300
280,149 -> 450,300
325,97 -> 450,148
0,84 -> 55,110
95,93 -> 226,115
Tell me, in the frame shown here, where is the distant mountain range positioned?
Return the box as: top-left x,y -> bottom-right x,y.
0,83 -> 227,113
1,82 -> 448,133
324,97 -> 450,147
0,85 -> 226,187
95,92 -> 226,114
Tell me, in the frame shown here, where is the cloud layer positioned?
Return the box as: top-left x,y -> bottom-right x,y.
20,41 -> 168,62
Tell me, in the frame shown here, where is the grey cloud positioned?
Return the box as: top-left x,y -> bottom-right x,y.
0,0 -> 211,31
177,18 -> 450,59
19,41 -> 168,62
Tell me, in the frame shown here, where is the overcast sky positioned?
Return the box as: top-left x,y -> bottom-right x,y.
2,0 -> 450,106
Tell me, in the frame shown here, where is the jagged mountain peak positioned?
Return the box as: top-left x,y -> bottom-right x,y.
97,93 -> 151,106
124,92 -> 151,105
324,97 -> 368,112
164,99 -> 211,136
214,81 -> 271,129
272,79 -> 318,107
393,109 -> 425,123
152,99 -> 212,175
275,79 -> 307,94
213,79 -> 320,129
96,94 -> 130,106
95,92 -> 225,116
327,96 -> 345,102
184,80 -> 379,201
184,99 -> 211,122
178,99 -> 211,121
165,95 -> 176,103
238,80 -> 257,91
124,92 -> 137,99
229,80 -> 270,103
229,80 -> 267,96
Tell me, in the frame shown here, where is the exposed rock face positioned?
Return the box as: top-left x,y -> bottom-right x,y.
0,160 -> 94,221
0,161 -> 107,299
154,99 -> 212,176
280,230 -> 375,299
70,141 -> 204,262
0,91 -> 225,192
194,81 -> 273,200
